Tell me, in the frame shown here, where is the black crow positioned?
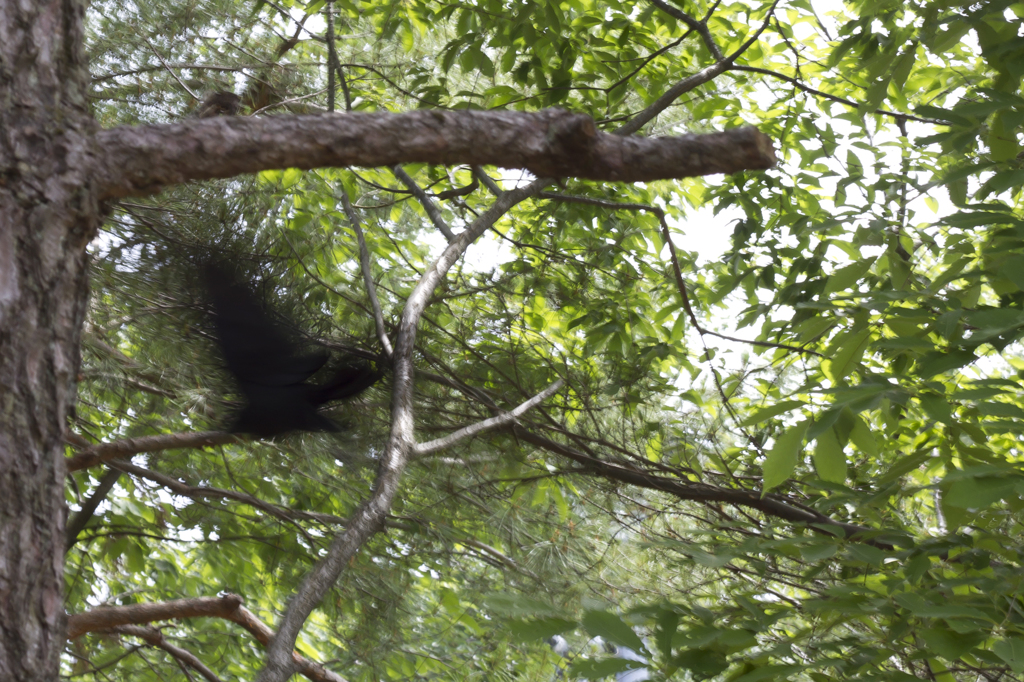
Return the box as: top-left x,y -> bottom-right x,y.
203,264 -> 380,437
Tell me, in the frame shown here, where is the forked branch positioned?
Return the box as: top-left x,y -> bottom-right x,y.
68,595 -> 347,682
413,379 -> 565,456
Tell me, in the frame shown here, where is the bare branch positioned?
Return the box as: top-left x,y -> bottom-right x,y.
510,426 -> 894,548
66,431 -> 240,473
325,1 -> 339,112
729,65 -> 940,124
615,62 -> 731,135
462,539 -> 540,580
413,379 -> 564,457
605,35 -> 690,94
339,190 -> 394,357
92,62 -> 271,84
68,595 -> 245,639
410,367 -> 892,547
66,467 -> 122,550
94,110 -> 775,200
722,0 -> 782,65
471,166 -> 504,196
618,0 -> 781,135
141,36 -> 199,100
108,626 -> 222,682
107,459 -> 349,528
653,212 -> 822,357
538,191 -> 821,357
81,371 -> 177,398
257,177 -> 552,682
69,596 -> 347,682
391,165 -> 456,242
434,170 -> 478,200
648,0 -> 723,60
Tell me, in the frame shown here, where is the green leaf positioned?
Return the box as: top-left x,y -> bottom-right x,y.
738,400 -> 805,427
732,664 -> 805,682
281,167 -> 303,188
890,44 -> 918,93
483,594 -> 562,618
823,329 -> 872,383
568,658 -> 634,678
915,104 -> 974,126
823,258 -> 876,295
673,648 -> 729,678
918,393 -> 952,424
507,617 -> 576,642
943,476 -> 1016,510
763,421 -> 809,492
919,627 -> 985,660
915,350 -> 975,378
813,427 -> 847,483
994,638 -> 1024,673
655,608 -> 680,660
581,610 -> 647,654
848,416 -> 878,457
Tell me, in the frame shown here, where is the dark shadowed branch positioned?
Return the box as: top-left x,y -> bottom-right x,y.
66,431 -> 240,473
68,595 -> 347,682
106,626 -> 223,682
65,467 -> 122,550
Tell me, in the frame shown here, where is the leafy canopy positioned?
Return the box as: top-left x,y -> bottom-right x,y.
69,0 -> 1024,680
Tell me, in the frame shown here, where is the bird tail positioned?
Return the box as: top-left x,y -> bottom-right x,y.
313,362 -> 382,404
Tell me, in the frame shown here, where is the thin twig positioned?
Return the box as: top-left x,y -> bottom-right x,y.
109,626 -> 222,682
391,166 -> 456,242
141,36 -> 200,100
617,0 -> 780,135
539,192 -> 821,357
413,379 -> 564,456
647,0 -> 723,60
66,467 -> 123,550
109,460 -> 340,541
729,65 -> 939,124
340,189 -> 394,357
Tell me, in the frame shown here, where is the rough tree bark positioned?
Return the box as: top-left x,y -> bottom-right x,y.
0,2 -> 775,680
0,1 -> 101,678
93,111 -> 774,198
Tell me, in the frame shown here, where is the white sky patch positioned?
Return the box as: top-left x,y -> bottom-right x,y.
674,203 -> 741,265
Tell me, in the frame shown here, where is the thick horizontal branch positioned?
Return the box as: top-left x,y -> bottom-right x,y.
68,595 -> 245,639
93,109 -> 775,199
68,595 -> 346,682
66,431 -> 239,473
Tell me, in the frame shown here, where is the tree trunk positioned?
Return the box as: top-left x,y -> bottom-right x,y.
0,0 -> 100,677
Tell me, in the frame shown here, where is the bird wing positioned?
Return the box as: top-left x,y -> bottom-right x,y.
312,362 -> 381,404
203,264 -> 326,387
